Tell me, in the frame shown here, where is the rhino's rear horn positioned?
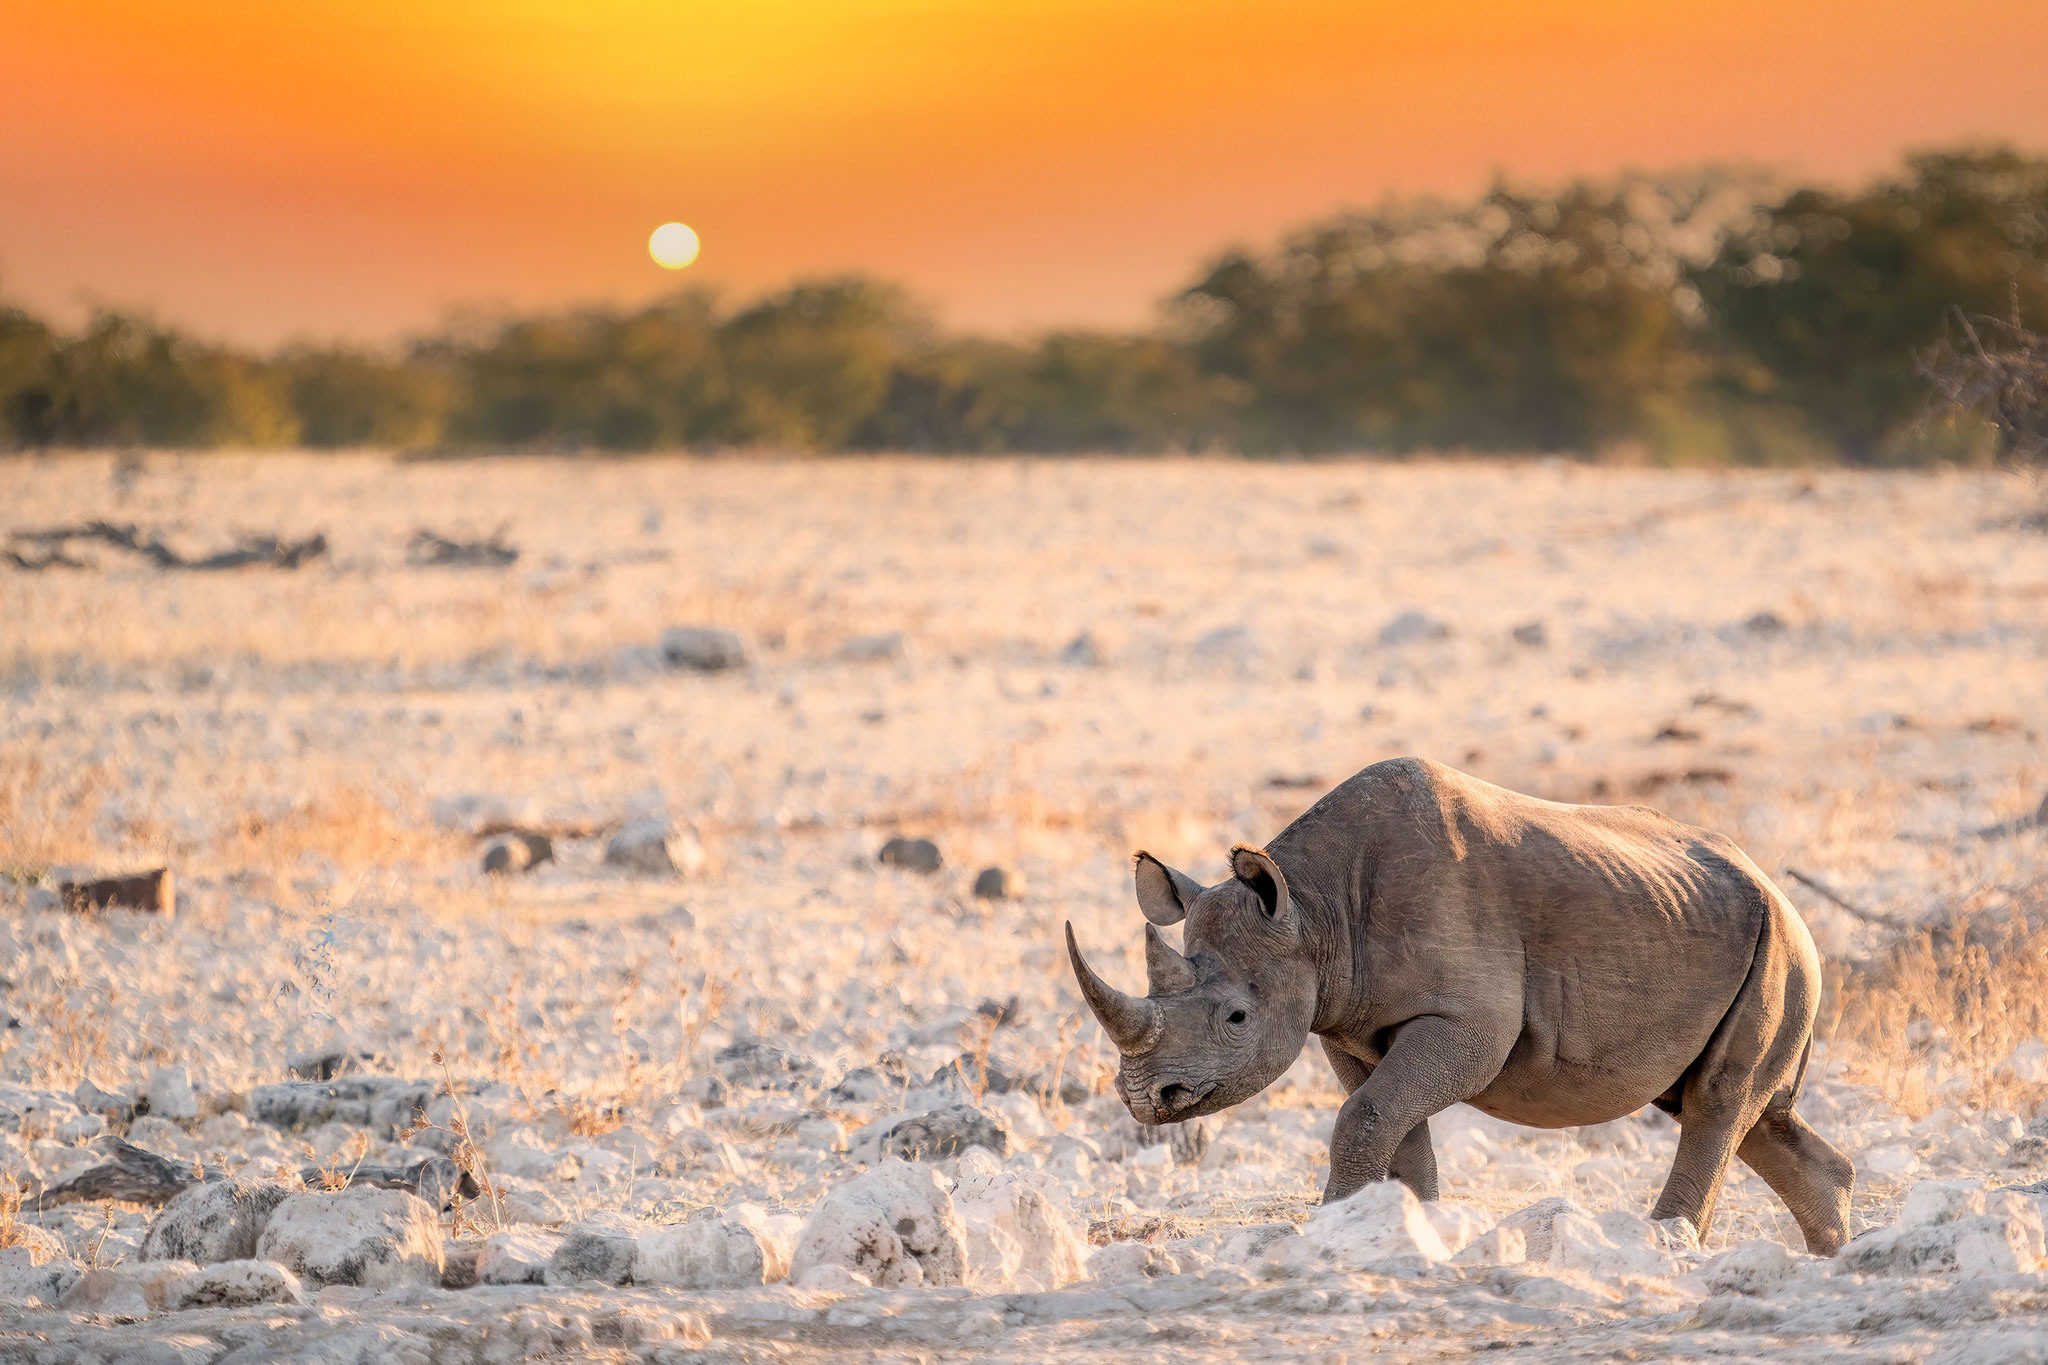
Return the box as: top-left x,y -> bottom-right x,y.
1144,923 -> 1197,994
1065,922 -> 1162,1055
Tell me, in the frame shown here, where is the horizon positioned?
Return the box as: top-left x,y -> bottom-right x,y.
7,1 -> 2048,348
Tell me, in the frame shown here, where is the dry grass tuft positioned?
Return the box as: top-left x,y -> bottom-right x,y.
1827,886 -> 2048,1117
0,755 -> 108,872
223,785 -> 439,874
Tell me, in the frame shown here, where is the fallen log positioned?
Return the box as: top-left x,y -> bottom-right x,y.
4,522 -> 325,571
408,528 -> 518,567
60,868 -> 175,916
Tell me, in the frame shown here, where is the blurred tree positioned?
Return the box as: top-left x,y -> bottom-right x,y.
1695,148 -> 2048,462
278,346 -> 449,449
0,297 -> 60,447
716,277 -> 922,449
442,292 -> 725,450
1179,181 -> 1709,453
35,312 -> 298,448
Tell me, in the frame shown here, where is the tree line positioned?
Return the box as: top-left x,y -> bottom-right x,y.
3,147 -> 2043,463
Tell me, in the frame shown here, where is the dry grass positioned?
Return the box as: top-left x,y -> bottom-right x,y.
1828,887 -> 2048,1118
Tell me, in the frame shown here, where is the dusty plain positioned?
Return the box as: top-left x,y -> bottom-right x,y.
1,452 -> 2046,1363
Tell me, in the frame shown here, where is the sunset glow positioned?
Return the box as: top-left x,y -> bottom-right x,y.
4,0 -> 2045,343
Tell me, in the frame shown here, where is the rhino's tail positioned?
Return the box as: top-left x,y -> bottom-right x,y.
1788,1029 -> 1814,1103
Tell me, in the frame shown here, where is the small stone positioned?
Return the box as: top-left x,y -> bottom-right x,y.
714,1042 -> 820,1088
971,867 -> 1017,900
165,1258 -> 305,1309
1511,621 -> 1548,647
633,1206 -> 795,1288
482,830 -> 553,877
878,837 -> 941,874
794,1263 -> 870,1291
662,627 -> 747,672
477,1229 -> 561,1285
1698,1239 -> 1798,1296
605,817 -> 704,877
1086,1241 -> 1178,1283
1743,610 -> 1787,635
1190,625 -> 1257,666
1059,632 -> 1100,667
878,1105 -> 1008,1161
254,1186 -> 444,1289
144,1065 -> 200,1121
546,1212 -> 647,1286
838,632 -> 904,663
73,1076 -> 135,1122
1377,610 -> 1450,647
60,1259 -> 199,1315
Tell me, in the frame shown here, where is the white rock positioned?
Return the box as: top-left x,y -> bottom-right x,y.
790,1160 -> 968,1288
953,1169 -> 1088,1290
1494,1198 -> 1677,1279
1450,1226 -> 1528,1267
144,1066 -> 200,1121
1287,1180 -> 1449,1274
254,1187 -> 444,1289
166,1258 -> 305,1308
477,1229 -> 561,1285
794,1263 -> 871,1290
1899,1178 -> 1987,1226
1421,1200 -> 1494,1257
2001,1041 -> 2048,1086
1860,1143 -> 1920,1177
59,1259 -> 198,1314
634,1205 -> 795,1288
1698,1240 -> 1799,1296
1086,1240 -> 1179,1283
0,1246 -> 80,1307
1842,1189 -> 2047,1276
604,817 -> 705,877
142,1177 -> 301,1264
1216,1223 -> 1297,1265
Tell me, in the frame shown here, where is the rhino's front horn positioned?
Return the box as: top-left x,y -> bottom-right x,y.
1065,922 -> 1163,1055
1144,923 -> 1197,994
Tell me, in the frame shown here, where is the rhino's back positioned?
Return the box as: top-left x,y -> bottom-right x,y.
1317,759 -> 1788,1126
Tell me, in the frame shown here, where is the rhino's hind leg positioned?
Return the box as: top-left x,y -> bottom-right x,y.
1737,1102 -> 1854,1255
1651,898 -> 1818,1242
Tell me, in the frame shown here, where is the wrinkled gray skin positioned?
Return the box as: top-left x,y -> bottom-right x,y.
1067,757 -> 1855,1254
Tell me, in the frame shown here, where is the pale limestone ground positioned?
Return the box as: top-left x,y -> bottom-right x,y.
1,453 -> 2045,1363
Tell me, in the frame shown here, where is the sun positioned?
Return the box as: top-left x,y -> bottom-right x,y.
648,222 -> 700,270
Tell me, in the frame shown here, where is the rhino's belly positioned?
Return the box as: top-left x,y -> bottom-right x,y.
1461,957 -> 1742,1129
1463,1061 -> 1679,1129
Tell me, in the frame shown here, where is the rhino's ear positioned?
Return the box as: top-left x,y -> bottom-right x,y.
1231,845 -> 1295,935
1133,851 -> 1202,926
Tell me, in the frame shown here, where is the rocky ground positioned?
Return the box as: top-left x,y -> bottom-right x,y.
1,453 -> 2045,1363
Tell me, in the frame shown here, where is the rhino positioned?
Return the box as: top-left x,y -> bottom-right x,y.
1066,757 -> 1854,1254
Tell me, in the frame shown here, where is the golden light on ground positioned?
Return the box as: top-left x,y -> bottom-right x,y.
649,222 -> 700,270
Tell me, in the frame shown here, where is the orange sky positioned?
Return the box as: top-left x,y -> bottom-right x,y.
4,1 -> 2045,346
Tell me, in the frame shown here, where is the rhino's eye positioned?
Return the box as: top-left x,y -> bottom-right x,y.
1227,1009 -> 1247,1025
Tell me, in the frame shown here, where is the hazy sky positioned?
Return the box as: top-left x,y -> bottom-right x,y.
5,1 -> 2045,346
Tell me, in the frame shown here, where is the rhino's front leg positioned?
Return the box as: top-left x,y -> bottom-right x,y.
1320,1038 -> 1437,1200
1322,1016 -> 1502,1204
